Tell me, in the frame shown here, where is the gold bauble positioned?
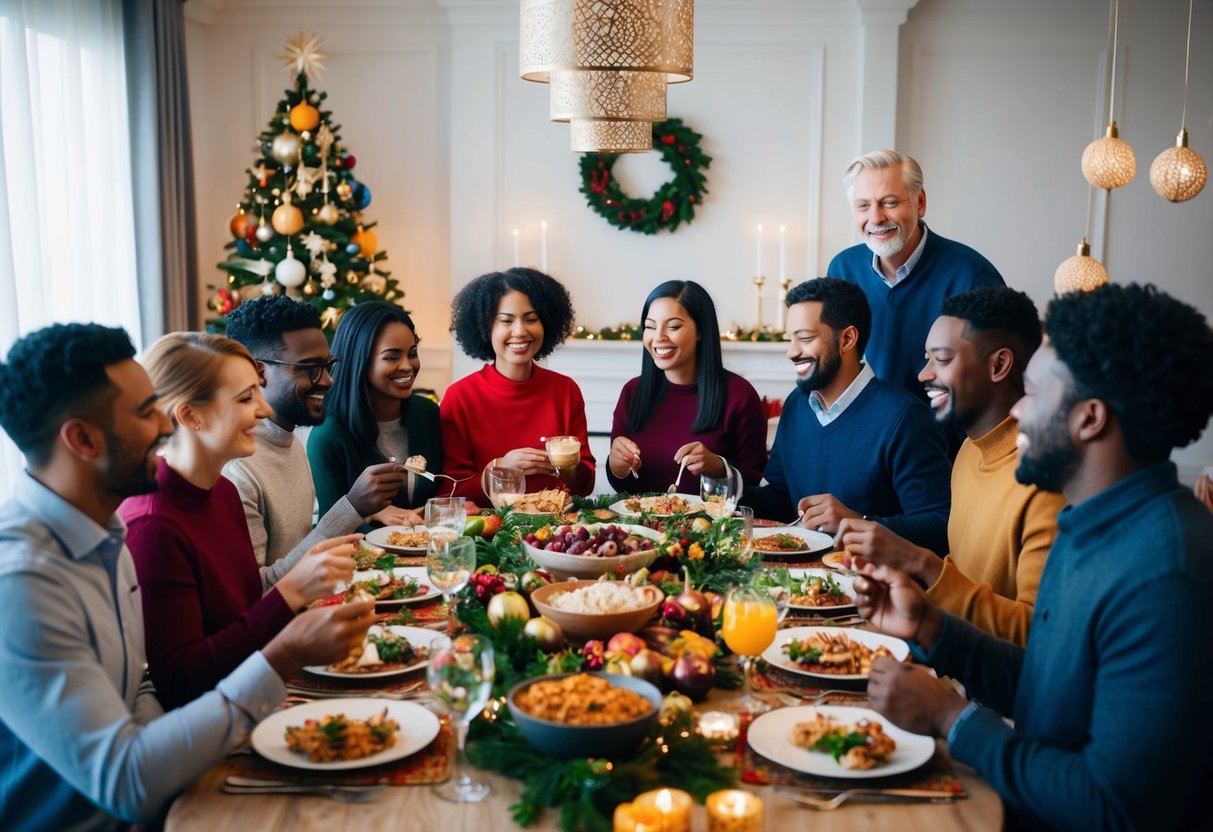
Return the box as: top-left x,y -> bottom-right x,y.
335,182 -> 353,201
289,102 -> 320,132
271,203 -> 305,236
269,131 -> 302,166
345,270 -> 360,284
301,280 -> 318,297
316,202 -> 340,225
359,274 -> 387,295
351,227 -> 378,256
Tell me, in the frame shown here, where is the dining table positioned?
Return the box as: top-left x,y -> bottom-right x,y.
165,519 -> 1004,832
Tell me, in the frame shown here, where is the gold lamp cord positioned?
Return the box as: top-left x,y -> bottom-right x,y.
1180,0 -> 1193,131
1107,0 -> 1120,125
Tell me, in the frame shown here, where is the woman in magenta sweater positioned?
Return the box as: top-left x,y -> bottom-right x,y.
608,280 -> 767,495
442,268 -> 595,506
120,333 -> 358,708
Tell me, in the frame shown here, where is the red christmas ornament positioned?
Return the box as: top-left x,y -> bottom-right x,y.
342,154 -> 356,170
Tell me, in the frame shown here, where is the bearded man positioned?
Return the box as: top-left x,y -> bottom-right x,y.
827,150 -> 1004,400
743,278 -> 952,554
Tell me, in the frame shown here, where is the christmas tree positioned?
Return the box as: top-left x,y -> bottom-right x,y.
208,33 -> 400,333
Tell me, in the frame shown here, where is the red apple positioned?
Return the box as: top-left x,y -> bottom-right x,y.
607,632 -> 646,657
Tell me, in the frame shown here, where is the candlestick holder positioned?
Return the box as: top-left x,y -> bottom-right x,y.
777,278 -> 792,332
752,276 -> 766,331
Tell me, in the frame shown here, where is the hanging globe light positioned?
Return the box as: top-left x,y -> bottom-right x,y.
570,119 -> 652,153
1054,238 -> 1109,294
1150,129 -> 1208,202
1082,122 -> 1136,190
550,69 -> 667,122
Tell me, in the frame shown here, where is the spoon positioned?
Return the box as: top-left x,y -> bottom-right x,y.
667,456 -> 689,494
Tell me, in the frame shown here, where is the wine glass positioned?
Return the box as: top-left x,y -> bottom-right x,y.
426,536 -> 476,635
426,634 -> 496,803
425,497 -> 467,540
545,435 -> 581,476
701,465 -> 744,517
721,583 -> 778,713
485,466 -> 526,509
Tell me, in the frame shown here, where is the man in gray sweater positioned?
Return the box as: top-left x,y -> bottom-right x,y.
224,297 -> 406,568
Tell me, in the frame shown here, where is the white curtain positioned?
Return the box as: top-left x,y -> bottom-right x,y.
0,0 -> 142,498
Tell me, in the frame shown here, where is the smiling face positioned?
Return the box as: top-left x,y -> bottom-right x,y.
785,301 -> 843,395
100,359 -> 174,498
919,315 -> 993,431
643,296 -> 699,384
191,356 -> 270,462
491,290 -> 544,380
850,165 -> 925,261
262,327 -> 333,429
366,321 -> 421,416
1011,341 -> 1080,493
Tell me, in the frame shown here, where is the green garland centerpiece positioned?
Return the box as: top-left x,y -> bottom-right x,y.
578,118 -> 710,234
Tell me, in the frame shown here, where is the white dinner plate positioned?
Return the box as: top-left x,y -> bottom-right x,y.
762,626 -> 910,682
303,625 -> 441,679
251,697 -> 440,771
346,567 -> 441,607
609,493 -> 706,517
747,705 -> 935,779
753,526 -> 834,559
364,525 -> 431,554
785,569 -> 858,613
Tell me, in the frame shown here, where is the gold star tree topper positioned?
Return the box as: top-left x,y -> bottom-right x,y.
279,32 -> 326,79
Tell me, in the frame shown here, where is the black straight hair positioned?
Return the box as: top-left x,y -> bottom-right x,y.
326,301 -> 420,462
628,280 -> 726,434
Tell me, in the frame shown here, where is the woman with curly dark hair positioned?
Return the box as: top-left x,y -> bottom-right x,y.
308,302 -> 443,522
608,280 -> 767,495
442,268 -> 594,504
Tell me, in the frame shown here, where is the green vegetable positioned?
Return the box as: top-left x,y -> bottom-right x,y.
813,730 -> 867,762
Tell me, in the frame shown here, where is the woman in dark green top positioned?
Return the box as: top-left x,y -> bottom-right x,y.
308,302 -> 443,522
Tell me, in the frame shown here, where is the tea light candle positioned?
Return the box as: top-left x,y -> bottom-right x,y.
697,710 -> 740,742
706,790 -> 763,832
614,801 -> 664,832
634,787 -> 692,832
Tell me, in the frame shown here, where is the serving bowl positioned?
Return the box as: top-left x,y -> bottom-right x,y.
522,523 -> 663,580
506,672 -> 662,759
530,579 -> 664,642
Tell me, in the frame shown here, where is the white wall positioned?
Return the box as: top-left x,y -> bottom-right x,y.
185,0 -> 1213,478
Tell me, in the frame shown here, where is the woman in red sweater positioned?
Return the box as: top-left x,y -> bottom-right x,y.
442,268 -> 595,506
120,333 -> 358,708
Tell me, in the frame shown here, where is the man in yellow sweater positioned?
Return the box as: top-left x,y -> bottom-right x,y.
835,287 -> 1063,645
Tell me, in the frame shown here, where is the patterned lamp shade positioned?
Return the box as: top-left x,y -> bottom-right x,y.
570,119 -> 652,153
1054,239 -> 1109,294
520,0 -> 693,83
1082,122 -> 1136,190
550,69 -> 667,122
1149,130 -> 1208,202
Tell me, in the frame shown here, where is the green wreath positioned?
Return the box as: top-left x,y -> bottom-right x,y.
578,118 -> 710,234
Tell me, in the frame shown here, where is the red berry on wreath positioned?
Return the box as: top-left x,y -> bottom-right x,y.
661,134 -> 676,145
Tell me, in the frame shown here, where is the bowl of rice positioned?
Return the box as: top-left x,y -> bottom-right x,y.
530,580 -> 664,642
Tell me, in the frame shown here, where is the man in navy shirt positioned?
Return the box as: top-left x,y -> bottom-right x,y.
827,150 -> 1004,400
852,284 -> 1213,830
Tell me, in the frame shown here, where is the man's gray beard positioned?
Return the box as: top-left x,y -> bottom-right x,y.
864,227 -> 906,259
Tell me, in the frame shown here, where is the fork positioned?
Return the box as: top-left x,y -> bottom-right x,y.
285,681 -> 425,701
223,778 -> 386,803
774,786 -> 951,809
667,456 -> 689,494
758,687 -> 862,703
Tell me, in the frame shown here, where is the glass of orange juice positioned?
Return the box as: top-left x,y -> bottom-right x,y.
721,584 -> 778,713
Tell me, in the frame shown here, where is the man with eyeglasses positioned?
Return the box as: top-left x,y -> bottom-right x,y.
224,296 -> 408,568
827,150 -> 1004,401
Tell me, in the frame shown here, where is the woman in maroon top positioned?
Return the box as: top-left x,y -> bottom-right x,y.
608,281 -> 767,495
120,333 -> 358,708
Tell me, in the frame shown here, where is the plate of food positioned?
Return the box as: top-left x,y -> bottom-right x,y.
251,697 -> 440,771
340,567 -> 441,607
364,525 -> 431,554
821,551 -> 857,572
785,569 -> 857,613
609,493 -> 706,517
303,625 -> 440,679
747,705 -> 935,779
505,488 -> 574,515
752,526 -> 833,559
762,626 -> 909,682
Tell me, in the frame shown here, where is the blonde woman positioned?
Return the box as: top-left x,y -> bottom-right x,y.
120,332 -> 359,709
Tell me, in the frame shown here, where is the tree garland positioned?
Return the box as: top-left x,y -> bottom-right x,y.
578,118 -> 710,234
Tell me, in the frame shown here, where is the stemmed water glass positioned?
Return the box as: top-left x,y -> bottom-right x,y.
425,497 -> 467,540
426,634 -> 496,803
426,536 -> 476,635
721,583 -> 778,714
485,466 -> 526,510
701,465 -> 744,517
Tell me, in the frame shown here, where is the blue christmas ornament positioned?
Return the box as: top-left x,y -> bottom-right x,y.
268,246 -> 279,255
345,243 -> 361,255
322,289 -> 336,301
235,240 -> 253,256
352,182 -> 372,210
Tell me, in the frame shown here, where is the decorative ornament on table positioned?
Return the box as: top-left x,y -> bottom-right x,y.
269,131 -> 302,167
274,246 -> 307,288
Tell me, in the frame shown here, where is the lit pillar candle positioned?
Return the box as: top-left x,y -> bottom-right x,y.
634,788 -> 692,832
614,801 -> 664,832
512,228 -> 520,267
755,224 -> 763,275
778,224 -> 786,282
706,790 -> 763,832
540,220 -> 549,272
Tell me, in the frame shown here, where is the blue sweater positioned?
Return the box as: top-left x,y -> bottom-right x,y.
923,462 -> 1213,830
745,377 -> 951,554
827,230 -> 1004,397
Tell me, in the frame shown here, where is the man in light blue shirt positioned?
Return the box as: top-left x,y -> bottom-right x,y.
0,323 -> 376,831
